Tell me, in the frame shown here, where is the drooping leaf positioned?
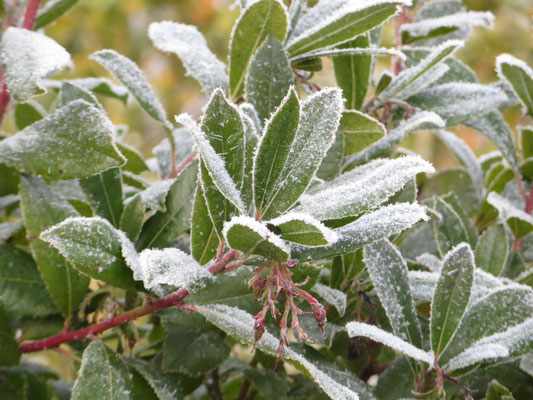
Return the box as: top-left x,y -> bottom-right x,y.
35,0 -> 81,30
19,175 -> 89,317
364,239 -> 422,348
149,21 -> 228,93
79,168 -> 123,228
0,305 -> 19,367
0,100 -> 126,180
136,160 -> 197,250
245,35 -> 293,122
430,243 -> 475,358
341,110 -> 386,156
191,185 -> 219,265
0,27 -> 70,101
119,193 -> 144,242
90,50 -> 172,130
487,192 -> 533,238
228,0 -> 288,99
223,216 -> 289,262
496,54 -> 533,116
267,212 -> 338,246
475,225 -> 508,276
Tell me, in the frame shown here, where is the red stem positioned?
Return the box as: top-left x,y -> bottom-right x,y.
20,288 -> 189,353
21,0 -> 41,30
208,249 -> 240,274
165,151 -> 197,179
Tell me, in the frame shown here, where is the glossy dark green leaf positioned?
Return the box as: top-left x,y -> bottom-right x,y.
341,110 -> 385,156
119,193 -> 145,242
79,168 -> 123,228
35,0 -> 81,30
191,185 -> 218,265
431,196 -> 469,257
475,225 -> 508,276
229,0 -> 288,99
0,305 -> 20,367
268,213 -> 338,246
19,175 -> 89,317
245,35 -> 293,122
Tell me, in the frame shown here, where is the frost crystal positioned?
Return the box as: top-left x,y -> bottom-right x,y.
140,179 -> 174,212
149,21 -> 228,93
401,11 -> 494,39
443,343 -> 509,372
0,27 -> 71,101
346,321 -> 433,364
312,283 -> 347,316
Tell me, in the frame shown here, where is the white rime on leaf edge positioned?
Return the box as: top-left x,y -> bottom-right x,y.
268,212 -> 338,245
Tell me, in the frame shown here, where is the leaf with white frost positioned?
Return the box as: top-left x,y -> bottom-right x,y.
475,224 -> 508,276
346,322 -> 433,364
311,283 -> 346,316
268,212 -> 338,246
496,54 -> 533,116
0,100 -> 125,180
487,192 -> 533,238
340,110 -> 386,156
290,47 -> 404,63
177,113 -> 245,212
443,343 -> 509,372
297,155 -> 434,221
292,203 -> 429,261
149,21 -> 228,93
139,179 -> 174,212
344,111 -> 444,166
90,49 -> 172,130
35,0 -> 82,30
0,27 -> 71,101
431,196 -> 470,257
472,318 -> 533,360
223,216 -> 289,262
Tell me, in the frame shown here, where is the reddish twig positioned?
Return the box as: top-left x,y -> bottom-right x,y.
208,249 -> 241,274
20,288 -> 190,353
21,0 -> 41,30
165,151 -> 198,179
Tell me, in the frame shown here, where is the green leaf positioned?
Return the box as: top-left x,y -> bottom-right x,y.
35,0 -> 81,30
330,250 -> 364,290
267,212 -> 338,246
229,0 -> 288,99
475,225 -> 508,276
223,216 -> 289,262
149,21 -> 228,93
430,243 -> 475,358
341,110 -> 386,156
116,143 -> 148,174
191,185 -> 219,265
496,54 -> 533,116
312,283 -> 346,317
41,216 -> 139,290
0,305 -> 20,367
487,192 -> 533,238
14,102 -> 45,130
333,35 -> 372,110
245,35 -> 293,122
375,70 -> 393,96
486,380 -> 515,400
287,0 -> 405,57
317,130 -> 344,180
79,168 -> 123,228
19,175 -> 89,317
119,193 -> 145,242
292,203 -> 428,261
136,160 -> 197,250
261,88 -> 343,220
0,100 -> 125,180
72,341 -> 158,400
520,126 -> 533,159
0,27 -> 70,101
0,243 -> 58,318
373,357 -> 415,400
253,87 -> 300,217
90,50 -> 172,129
244,367 -> 290,399
364,239 -> 423,349
44,77 -> 129,103
61,81 -> 102,109
139,180 -> 174,212
162,323 -> 229,376
431,196 -> 469,257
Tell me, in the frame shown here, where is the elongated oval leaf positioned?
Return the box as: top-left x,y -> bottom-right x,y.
0,100 -> 125,180
191,185 -> 219,265
119,193 -> 144,242
311,283 -> 346,317
475,224 -> 508,277
496,54 -> 533,116
487,192 -> 533,238
35,0 -> 81,29
80,168 -> 123,227
341,110 -> 386,156
431,196 -> 470,257
0,305 -> 19,367
267,212 -> 338,246
229,0 -> 288,99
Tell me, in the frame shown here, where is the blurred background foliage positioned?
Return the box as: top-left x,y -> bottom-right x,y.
10,0 -> 533,169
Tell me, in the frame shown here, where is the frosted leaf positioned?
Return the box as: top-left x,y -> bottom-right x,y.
345,111 -> 444,166
240,103 -> 262,135
379,40 -> 462,101
198,304 -> 360,400
290,0 -> 348,40
90,50 -> 171,130
0,220 -> 23,241
487,192 -> 533,238
346,321 -> 433,364
293,203 -> 429,260
42,77 -> 129,103
442,343 -> 509,372
290,47 -> 405,63
268,212 -> 338,246
139,179 -> 174,212
520,352 -> 533,377
435,130 -> 483,199
496,53 -> 533,115
149,21 -> 228,93
136,248 -> 213,295
472,318 -> 533,359
0,27 -> 71,102
297,155 -> 434,220
415,253 -> 442,272
285,0 -> 306,41
123,357 -> 183,400
176,113 -> 245,211
401,11 -> 494,41
312,283 -> 347,316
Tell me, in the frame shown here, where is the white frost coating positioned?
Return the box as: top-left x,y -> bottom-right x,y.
0,27 -> 71,101
474,317 -> 533,355
268,212 -> 338,244
312,283 -> 347,316
496,53 -> 533,110
415,253 -> 442,272
136,248 -> 213,294
290,47 -> 405,62
176,113 -> 245,211
487,192 -> 533,226
345,112 -> 444,166
222,215 -> 290,255
401,11 -> 494,38
149,21 -> 228,93
287,0 -> 411,50
346,322 -> 433,364
443,343 -> 509,372
477,150 -> 502,165
297,155 -> 434,220
139,179 -> 174,212
520,352 -> 533,377
198,304 -> 360,400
